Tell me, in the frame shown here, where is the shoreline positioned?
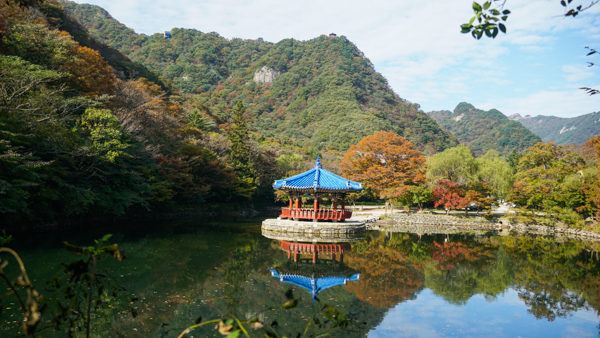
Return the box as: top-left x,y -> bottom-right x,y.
357,210 -> 600,242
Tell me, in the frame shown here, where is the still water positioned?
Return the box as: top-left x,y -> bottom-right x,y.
2,221 -> 600,337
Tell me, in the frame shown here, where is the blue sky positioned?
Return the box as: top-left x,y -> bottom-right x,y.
73,0 -> 600,117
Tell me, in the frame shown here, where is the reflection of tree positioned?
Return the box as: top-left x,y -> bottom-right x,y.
500,236 -> 600,321
349,232 -> 600,323
344,233 -> 424,308
516,288 -> 585,321
425,239 -> 512,304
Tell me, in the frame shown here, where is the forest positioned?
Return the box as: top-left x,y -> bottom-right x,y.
1,0 -> 599,230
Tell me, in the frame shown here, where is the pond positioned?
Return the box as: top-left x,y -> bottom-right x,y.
2,221 -> 600,337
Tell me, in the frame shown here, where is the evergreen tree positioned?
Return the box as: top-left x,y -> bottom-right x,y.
227,101 -> 258,199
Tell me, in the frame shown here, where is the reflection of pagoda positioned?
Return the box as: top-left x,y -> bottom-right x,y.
270,269 -> 359,300
279,240 -> 349,264
270,240 -> 360,299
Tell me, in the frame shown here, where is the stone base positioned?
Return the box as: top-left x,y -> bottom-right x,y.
261,218 -> 366,243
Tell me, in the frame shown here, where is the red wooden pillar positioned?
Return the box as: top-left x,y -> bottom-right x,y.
288,192 -> 293,209
313,193 -> 319,221
312,250 -> 318,264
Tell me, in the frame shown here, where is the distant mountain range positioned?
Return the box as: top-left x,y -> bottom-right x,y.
509,112 -> 600,145
428,103 -> 541,155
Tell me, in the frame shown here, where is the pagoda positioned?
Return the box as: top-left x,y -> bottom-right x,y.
273,157 -> 362,222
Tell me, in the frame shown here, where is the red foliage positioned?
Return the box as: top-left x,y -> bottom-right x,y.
432,179 -> 469,211
431,241 -> 479,271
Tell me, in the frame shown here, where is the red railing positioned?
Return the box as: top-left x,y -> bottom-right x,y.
280,241 -> 346,254
279,207 -> 352,221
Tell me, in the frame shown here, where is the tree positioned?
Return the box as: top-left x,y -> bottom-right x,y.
476,150 -> 513,200
227,101 -> 258,199
341,131 -> 426,201
585,135 -> 600,218
511,142 -> 587,212
78,108 -> 128,162
399,185 -> 432,211
426,145 -> 477,186
432,179 -> 469,213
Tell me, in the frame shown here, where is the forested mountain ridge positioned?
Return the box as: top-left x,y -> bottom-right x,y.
510,112 -> 600,145
0,0 -> 455,225
428,102 -> 541,155
61,0 -> 457,155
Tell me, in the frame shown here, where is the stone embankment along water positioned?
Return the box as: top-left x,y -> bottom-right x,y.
261,218 -> 366,242
371,212 -> 600,242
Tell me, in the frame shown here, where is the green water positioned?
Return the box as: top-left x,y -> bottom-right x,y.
2,221 -> 600,337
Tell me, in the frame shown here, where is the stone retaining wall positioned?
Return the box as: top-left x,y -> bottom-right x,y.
371,212 -> 600,242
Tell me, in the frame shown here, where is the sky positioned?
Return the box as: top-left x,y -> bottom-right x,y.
73,0 -> 600,118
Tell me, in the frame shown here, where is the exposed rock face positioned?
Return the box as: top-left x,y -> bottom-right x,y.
253,66 -> 279,84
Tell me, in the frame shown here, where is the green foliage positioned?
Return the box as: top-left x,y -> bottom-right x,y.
427,145 -> 477,186
429,102 -> 541,155
399,185 -> 433,210
476,150 -> 513,200
511,142 -> 596,224
461,1 -> 510,39
62,4 -> 458,155
78,108 -> 128,162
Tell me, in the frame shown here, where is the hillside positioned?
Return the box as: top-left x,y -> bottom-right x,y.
61,1 -> 457,155
510,112 -> 600,144
428,103 -> 541,155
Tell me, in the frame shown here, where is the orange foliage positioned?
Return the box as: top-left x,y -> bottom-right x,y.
65,45 -> 117,95
341,131 -> 425,200
344,245 -> 424,308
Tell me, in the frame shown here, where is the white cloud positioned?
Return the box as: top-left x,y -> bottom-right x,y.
562,64 -> 594,83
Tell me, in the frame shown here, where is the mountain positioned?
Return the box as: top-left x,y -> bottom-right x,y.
60,1 -> 457,155
509,112 -> 600,145
428,103 -> 541,155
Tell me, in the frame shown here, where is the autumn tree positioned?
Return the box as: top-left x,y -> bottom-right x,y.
341,131 -> 426,202
432,179 -> 469,213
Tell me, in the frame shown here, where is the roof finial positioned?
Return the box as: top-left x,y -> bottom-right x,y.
315,156 -> 322,169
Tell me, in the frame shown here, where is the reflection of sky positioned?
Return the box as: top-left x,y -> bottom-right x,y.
369,288 -> 599,338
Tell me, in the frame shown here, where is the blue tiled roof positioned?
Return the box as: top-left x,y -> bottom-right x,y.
273,157 -> 362,192
270,268 -> 360,300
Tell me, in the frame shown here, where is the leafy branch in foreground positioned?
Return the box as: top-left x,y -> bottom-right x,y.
0,246 -> 43,337
460,1 -> 510,39
580,46 -> 599,95
49,234 -> 127,338
177,287 -> 350,338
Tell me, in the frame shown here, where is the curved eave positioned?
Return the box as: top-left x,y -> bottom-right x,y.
272,186 -> 362,193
